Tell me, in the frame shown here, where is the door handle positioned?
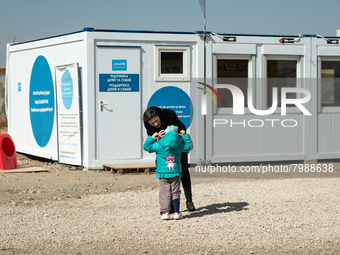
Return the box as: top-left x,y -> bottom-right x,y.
100,101 -> 113,112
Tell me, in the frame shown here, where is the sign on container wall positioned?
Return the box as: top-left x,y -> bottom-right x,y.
55,63 -> 82,166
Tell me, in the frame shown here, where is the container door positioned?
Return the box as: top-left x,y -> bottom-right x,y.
96,46 -> 141,160
316,42 -> 340,159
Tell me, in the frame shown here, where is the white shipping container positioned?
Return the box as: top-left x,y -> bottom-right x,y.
5,28 -> 340,169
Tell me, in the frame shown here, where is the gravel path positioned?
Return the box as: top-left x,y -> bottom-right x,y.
1,177 -> 339,254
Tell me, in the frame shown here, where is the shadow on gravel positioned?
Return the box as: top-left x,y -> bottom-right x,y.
184,202 -> 249,219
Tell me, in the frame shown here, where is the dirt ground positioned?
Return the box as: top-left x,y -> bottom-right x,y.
2,152 -> 253,205
1,152 -> 206,204
0,153 -> 339,255
1,152 -> 264,255
1,125 -> 340,254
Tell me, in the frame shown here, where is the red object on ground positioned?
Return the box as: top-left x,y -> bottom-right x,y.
0,134 -> 17,170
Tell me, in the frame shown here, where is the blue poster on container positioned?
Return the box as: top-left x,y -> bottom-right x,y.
99,74 -> 139,92
29,55 -> 55,148
55,63 -> 82,166
147,86 -> 193,129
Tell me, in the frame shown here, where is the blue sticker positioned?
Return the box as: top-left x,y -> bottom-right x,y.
112,60 -> 127,71
18,83 -> 21,92
99,74 -> 139,92
61,69 -> 73,110
29,55 -> 55,148
147,86 -> 193,129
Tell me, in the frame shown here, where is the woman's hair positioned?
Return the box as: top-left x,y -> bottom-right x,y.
143,107 -> 158,122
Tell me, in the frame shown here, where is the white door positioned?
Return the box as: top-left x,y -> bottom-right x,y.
96,46 -> 141,160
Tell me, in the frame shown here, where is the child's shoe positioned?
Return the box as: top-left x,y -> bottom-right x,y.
161,213 -> 170,220
173,212 -> 183,220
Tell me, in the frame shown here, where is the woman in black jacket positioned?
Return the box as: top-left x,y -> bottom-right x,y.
143,106 -> 195,213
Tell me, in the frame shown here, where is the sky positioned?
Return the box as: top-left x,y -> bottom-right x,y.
1,0 -> 340,68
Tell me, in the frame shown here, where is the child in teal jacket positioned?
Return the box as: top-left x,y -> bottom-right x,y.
143,125 -> 193,220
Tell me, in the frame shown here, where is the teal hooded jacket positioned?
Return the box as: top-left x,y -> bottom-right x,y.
143,132 -> 193,179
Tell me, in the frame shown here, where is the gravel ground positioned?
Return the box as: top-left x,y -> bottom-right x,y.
0,161 -> 339,254
0,128 -> 339,254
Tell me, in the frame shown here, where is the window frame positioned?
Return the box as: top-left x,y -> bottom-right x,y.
318,56 -> 340,113
263,55 -> 304,114
154,46 -> 191,81
213,54 -> 256,115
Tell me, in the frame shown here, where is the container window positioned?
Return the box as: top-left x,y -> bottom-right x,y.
267,60 -> 297,108
155,46 -> 190,81
216,59 -> 249,107
321,61 -> 340,107
161,52 -> 183,74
